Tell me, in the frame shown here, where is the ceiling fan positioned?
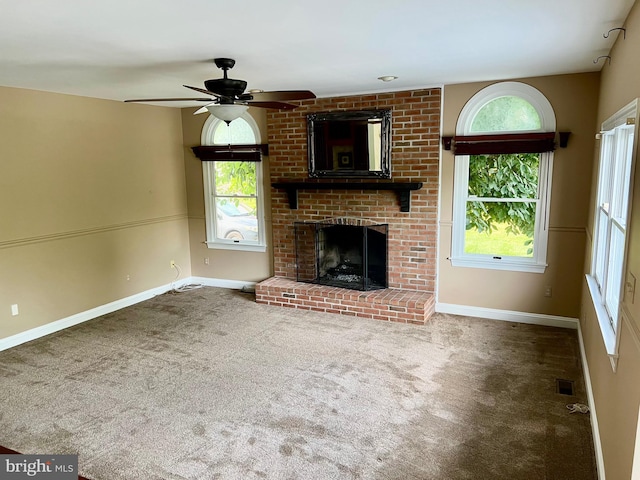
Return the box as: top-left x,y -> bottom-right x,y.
125,58 -> 315,123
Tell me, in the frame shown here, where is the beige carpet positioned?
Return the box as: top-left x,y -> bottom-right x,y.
0,287 -> 596,480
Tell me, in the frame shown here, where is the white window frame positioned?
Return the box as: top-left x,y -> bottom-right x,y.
451,82 -> 556,273
201,114 -> 267,252
586,99 -> 637,366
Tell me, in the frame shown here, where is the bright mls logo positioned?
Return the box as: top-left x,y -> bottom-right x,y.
1,455 -> 78,479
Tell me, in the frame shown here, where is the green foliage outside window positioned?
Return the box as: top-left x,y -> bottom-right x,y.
466,153 -> 539,255
214,161 -> 257,214
470,96 -> 541,132
211,118 -> 259,214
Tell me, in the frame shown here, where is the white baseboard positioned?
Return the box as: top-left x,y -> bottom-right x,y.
0,276 -> 255,352
190,276 -> 256,291
435,302 -> 579,329
577,322 -> 606,480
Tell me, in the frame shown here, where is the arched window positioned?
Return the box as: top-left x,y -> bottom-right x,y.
201,114 -> 266,251
451,82 -> 556,273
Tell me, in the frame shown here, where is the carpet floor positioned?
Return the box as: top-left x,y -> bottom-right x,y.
0,287 -> 596,479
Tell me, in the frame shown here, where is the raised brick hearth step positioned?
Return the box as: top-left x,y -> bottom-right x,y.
255,277 -> 435,325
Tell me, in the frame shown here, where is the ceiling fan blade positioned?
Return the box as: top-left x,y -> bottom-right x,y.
183,85 -> 223,98
193,104 -> 215,115
246,100 -> 298,110
125,97 -> 214,103
248,90 -> 316,102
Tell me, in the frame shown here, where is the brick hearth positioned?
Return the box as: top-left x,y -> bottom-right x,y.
259,88 -> 441,324
255,277 -> 435,325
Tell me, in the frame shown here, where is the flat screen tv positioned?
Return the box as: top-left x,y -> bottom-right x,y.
307,109 -> 391,178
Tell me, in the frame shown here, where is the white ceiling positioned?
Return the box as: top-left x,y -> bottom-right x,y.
0,0 -> 635,108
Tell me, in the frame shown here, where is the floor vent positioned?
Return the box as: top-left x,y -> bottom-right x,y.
556,378 -> 575,396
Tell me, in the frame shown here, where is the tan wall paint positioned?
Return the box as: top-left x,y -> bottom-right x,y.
633,403 -> 640,480
581,1 -> 640,478
583,300 -> 640,480
180,107 -> 273,282
0,87 -> 190,340
439,73 -> 600,318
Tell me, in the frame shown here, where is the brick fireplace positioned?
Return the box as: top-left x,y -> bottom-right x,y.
255,89 -> 441,324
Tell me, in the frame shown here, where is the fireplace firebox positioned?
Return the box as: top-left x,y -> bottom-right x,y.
294,220 -> 388,291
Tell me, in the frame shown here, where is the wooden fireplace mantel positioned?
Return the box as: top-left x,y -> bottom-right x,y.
271,181 -> 423,212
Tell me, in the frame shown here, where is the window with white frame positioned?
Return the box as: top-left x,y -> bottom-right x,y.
451,82 -> 556,273
586,99 -> 637,358
201,114 -> 266,252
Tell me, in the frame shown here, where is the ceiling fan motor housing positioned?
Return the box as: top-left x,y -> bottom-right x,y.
204,78 -> 248,101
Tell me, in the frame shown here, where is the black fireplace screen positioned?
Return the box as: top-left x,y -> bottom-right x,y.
294,221 -> 388,291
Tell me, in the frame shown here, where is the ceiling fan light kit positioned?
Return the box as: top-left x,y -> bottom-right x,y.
124,57 -> 315,123
205,104 -> 249,123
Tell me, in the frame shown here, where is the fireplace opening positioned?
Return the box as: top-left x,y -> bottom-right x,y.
294,220 -> 388,291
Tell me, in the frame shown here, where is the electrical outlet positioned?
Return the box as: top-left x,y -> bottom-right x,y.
170,260 -> 176,269
544,286 -> 552,297
11,304 -> 19,316
204,257 -> 209,265
126,275 -> 130,281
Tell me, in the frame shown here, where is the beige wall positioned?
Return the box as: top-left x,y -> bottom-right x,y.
0,87 -> 190,340
581,1 -> 640,478
439,73 -> 600,318
180,107 -> 273,282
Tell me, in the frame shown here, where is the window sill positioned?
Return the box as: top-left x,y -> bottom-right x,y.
205,241 -> 266,253
450,256 -> 547,273
585,274 -> 619,368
